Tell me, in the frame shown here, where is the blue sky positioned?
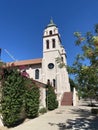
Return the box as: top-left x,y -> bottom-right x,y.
0,0 -> 98,66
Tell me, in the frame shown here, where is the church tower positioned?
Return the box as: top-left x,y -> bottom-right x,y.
42,19 -> 70,105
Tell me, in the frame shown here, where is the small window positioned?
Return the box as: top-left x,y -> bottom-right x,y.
47,79 -> 50,85
53,79 -> 56,87
49,30 -> 52,35
46,40 -> 49,49
35,69 -> 39,79
52,39 -> 55,48
61,57 -> 63,62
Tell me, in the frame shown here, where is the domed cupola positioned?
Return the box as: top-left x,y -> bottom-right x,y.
43,19 -> 60,38
46,19 -> 57,28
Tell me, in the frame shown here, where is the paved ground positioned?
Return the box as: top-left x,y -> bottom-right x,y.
0,100 -> 98,130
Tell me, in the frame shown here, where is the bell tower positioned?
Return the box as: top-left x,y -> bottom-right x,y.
43,19 -> 62,54
42,19 -> 70,105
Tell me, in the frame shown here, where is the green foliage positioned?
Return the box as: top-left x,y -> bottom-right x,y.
25,79 -> 40,118
39,107 -> 47,114
74,32 -> 85,45
69,78 -> 78,92
55,57 -> 66,68
1,68 -> 25,127
69,24 -> 98,101
46,85 -> 58,110
1,67 -> 40,127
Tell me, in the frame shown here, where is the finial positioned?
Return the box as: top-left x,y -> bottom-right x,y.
50,17 -> 54,24
47,17 -> 56,27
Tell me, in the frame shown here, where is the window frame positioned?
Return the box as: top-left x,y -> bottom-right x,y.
52,39 -> 56,48
53,79 -> 56,87
35,69 -> 39,79
46,40 -> 49,49
49,30 -> 52,35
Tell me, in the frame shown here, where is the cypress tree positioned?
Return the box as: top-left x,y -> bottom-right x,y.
46,85 -> 58,110
25,79 -> 40,118
1,68 -> 25,127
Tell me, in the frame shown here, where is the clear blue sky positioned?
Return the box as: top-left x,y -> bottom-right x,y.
0,0 -> 98,66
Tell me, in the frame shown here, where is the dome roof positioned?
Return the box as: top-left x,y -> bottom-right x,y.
47,19 -> 57,27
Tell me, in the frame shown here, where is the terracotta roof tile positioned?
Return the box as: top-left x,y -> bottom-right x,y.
6,58 -> 42,67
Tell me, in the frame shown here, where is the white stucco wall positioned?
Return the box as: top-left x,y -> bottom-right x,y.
26,64 -> 43,82
23,21 -> 71,107
42,22 -> 71,105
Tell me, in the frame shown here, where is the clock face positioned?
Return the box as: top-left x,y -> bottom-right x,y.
48,63 -> 54,69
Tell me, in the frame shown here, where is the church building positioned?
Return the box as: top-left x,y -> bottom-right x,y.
7,20 -> 71,107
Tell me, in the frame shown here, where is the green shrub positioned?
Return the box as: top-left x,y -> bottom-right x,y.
91,108 -> 98,115
46,85 -> 58,110
25,79 -> 40,118
39,107 -> 47,114
1,68 -> 25,127
1,67 -> 40,127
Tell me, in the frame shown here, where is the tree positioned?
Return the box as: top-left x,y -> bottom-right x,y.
55,57 -> 66,68
46,84 -> 58,110
25,78 -> 40,118
1,68 -> 25,127
69,24 -> 98,104
69,78 -> 78,92
1,65 -> 40,127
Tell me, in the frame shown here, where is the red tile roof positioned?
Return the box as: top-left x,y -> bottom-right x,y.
6,58 -> 42,67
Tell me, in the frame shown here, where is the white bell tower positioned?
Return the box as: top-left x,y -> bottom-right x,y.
42,19 -> 70,104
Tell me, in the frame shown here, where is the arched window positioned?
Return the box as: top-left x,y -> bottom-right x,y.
49,30 -> 52,35
35,69 -> 39,79
52,39 -> 55,48
46,40 -> 49,49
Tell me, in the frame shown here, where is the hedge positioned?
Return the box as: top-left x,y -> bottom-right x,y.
1,67 -> 40,127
